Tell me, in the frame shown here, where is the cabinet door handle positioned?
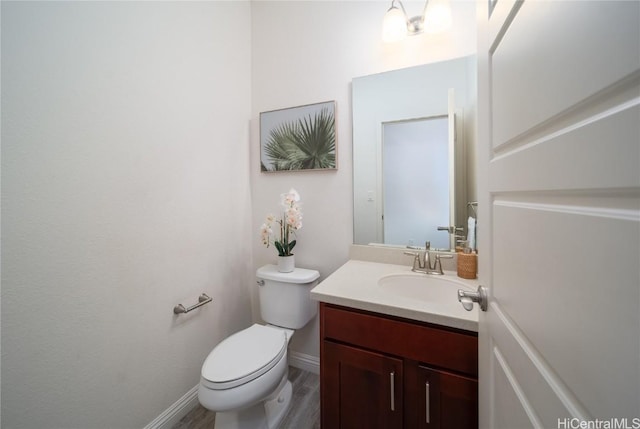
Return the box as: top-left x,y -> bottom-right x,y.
390,371 -> 395,411
425,381 -> 430,424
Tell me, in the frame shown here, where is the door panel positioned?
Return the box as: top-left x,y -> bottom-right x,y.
491,0 -> 640,148
322,341 -> 403,429
493,202 -> 639,418
478,0 -> 640,427
489,304 -> 581,426
492,347 -> 537,429
490,101 -> 640,192
419,366 -> 478,429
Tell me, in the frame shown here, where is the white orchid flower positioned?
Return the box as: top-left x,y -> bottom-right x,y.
261,189 -> 303,256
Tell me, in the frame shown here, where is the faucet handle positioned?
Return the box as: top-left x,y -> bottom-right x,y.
437,226 -> 464,234
403,251 -> 421,271
433,253 -> 454,275
425,241 -> 431,250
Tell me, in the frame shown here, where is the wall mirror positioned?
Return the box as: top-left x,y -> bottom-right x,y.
352,55 -> 477,250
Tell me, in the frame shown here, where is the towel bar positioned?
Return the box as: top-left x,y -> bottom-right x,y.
173,293 -> 212,315
467,201 -> 478,217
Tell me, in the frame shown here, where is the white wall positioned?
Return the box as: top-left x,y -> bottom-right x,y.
1,2 -> 252,428
250,1 -> 476,360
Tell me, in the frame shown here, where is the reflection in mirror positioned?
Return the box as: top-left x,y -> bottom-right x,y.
352,56 -> 477,250
383,116 -> 450,248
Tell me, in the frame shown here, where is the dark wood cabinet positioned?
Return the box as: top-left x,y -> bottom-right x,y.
320,303 -> 478,429
416,365 -> 478,428
322,341 -> 403,428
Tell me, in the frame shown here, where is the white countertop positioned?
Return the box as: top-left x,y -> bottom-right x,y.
310,259 -> 479,332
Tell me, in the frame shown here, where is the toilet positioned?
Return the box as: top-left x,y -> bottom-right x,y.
198,264 -> 320,429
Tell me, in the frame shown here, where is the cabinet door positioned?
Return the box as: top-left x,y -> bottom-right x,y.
322,341 -> 403,429
419,366 -> 478,429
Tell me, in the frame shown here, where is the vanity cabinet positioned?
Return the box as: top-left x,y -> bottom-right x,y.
323,341 -> 403,428
319,303 -> 478,429
415,365 -> 478,428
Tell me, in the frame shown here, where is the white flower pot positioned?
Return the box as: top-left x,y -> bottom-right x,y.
277,255 -> 295,273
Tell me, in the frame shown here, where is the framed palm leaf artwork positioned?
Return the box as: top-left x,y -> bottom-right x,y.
260,101 -> 337,172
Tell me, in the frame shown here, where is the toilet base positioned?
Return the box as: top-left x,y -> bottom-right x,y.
214,378 -> 292,429
264,379 -> 292,428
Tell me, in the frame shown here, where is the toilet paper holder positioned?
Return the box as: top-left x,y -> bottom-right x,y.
173,293 -> 212,315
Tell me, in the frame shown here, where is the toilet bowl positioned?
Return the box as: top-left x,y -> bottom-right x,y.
198,265 -> 320,429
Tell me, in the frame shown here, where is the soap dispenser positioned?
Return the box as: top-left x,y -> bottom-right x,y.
457,247 -> 477,279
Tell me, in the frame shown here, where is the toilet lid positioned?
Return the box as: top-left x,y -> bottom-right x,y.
256,264 -> 320,284
201,324 -> 287,389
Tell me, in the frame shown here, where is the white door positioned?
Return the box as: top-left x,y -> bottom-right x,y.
477,1 -> 640,428
382,116 -> 450,247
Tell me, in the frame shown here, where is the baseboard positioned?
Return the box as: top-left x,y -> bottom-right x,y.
143,384 -> 200,429
289,351 -> 320,375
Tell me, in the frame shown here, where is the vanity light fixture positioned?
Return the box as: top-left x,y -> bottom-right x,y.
382,0 -> 453,43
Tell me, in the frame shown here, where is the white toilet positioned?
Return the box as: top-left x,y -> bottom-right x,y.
198,264 -> 320,429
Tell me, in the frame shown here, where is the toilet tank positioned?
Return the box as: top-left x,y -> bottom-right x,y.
256,265 -> 320,329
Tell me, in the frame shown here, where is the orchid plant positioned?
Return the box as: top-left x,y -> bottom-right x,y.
260,189 -> 303,257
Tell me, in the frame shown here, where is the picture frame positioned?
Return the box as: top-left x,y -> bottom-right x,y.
260,101 -> 337,172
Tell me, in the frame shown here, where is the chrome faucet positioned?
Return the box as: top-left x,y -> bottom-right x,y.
404,241 -> 453,275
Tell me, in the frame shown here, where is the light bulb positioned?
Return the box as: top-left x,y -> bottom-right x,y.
424,0 -> 452,34
382,6 -> 408,43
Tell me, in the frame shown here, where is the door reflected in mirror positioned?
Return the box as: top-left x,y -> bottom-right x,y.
383,116 -> 450,249
352,56 -> 477,249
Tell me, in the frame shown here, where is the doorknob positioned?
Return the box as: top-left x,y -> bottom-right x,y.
457,286 -> 488,311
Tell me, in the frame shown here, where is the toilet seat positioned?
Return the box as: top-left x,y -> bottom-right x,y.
201,324 -> 287,390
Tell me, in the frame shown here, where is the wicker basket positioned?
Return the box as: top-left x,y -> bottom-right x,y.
457,252 -> 477,279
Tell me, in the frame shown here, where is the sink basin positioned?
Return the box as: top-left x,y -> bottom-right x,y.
377,273 -> 473,304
